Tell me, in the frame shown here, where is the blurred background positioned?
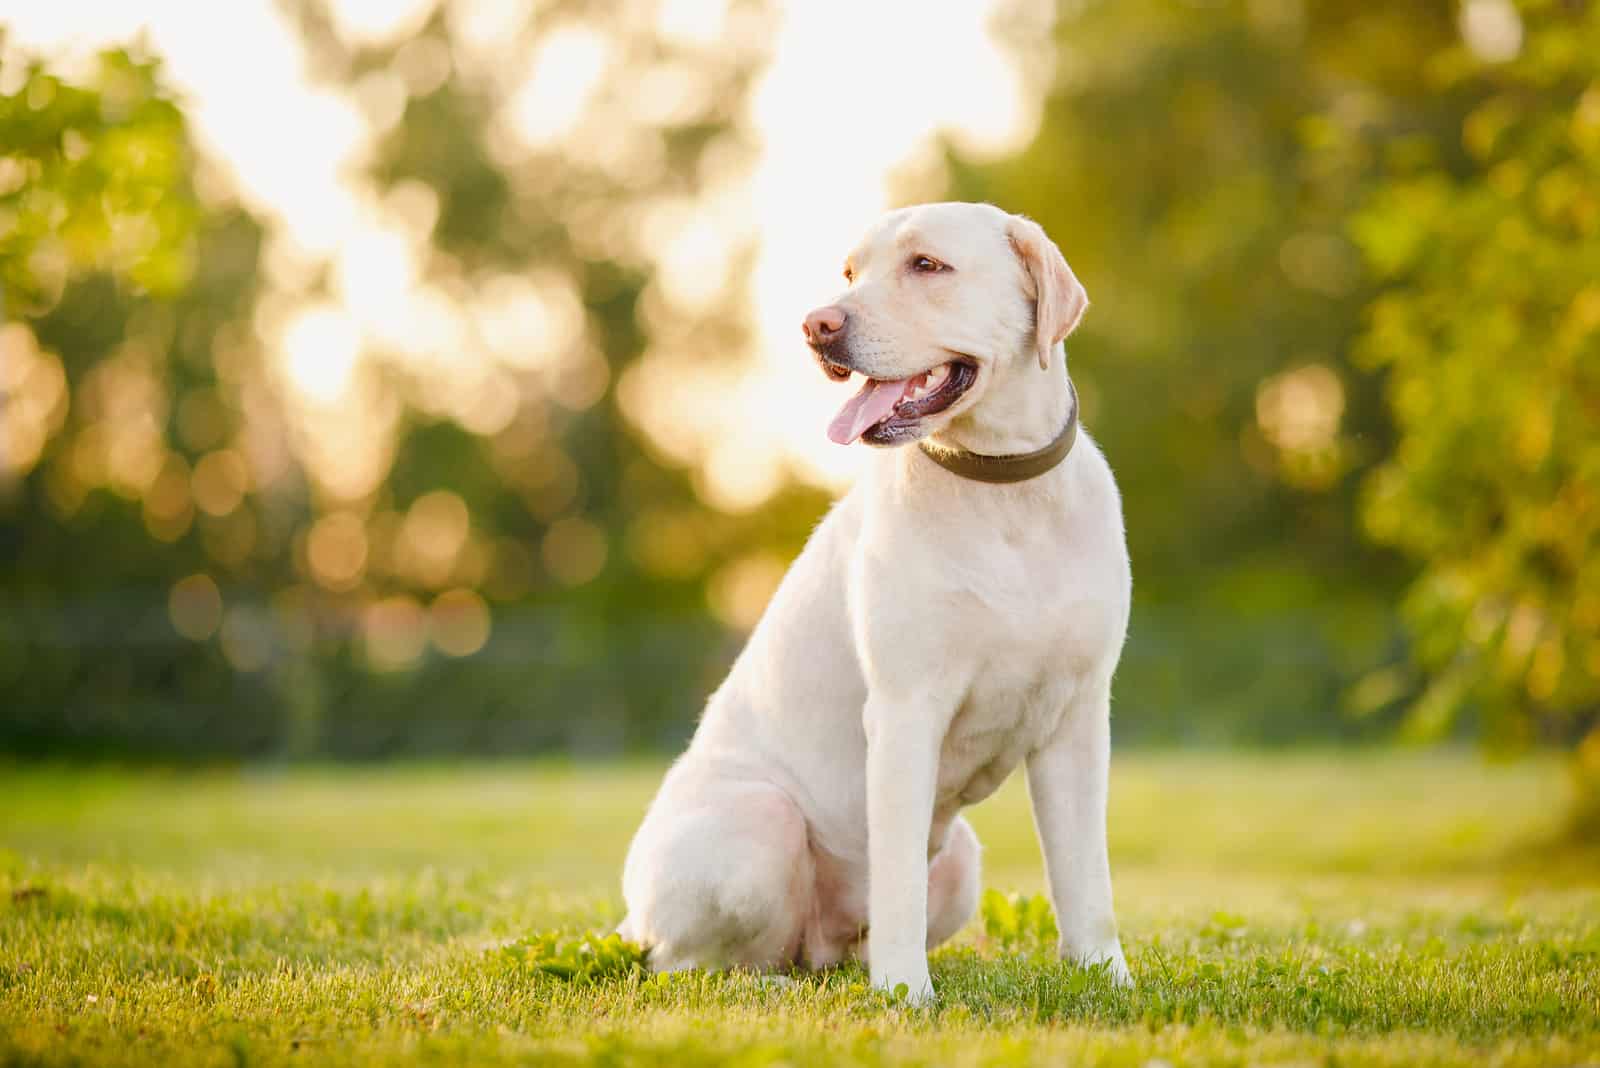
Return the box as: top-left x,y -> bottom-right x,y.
0,0 -> 1595,822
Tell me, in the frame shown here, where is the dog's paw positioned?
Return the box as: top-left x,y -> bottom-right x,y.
1062,940 -> 1132,988
1102,952 -> 1133,988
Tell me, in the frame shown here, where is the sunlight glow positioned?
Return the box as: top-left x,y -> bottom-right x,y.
282,304 -> 363,405
1460,0 -> 1524,63
649,0 -> 1050,495
328,0 -> 438,48
505,25 -> 613,149
1,0 -> 1049,508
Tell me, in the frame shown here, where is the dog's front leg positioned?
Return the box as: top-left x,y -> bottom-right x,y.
1025,681 -> 1131,986
864,694 -> 942,1004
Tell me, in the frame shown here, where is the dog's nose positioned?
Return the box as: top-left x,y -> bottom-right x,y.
802,306 -> 847,347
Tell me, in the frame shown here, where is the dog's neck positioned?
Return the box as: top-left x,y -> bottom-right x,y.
929,343 -> 1075,458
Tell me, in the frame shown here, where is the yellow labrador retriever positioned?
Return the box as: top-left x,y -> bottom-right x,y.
618,202 -> 1131,1001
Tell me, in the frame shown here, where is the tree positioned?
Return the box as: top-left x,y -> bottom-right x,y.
0,47 -> 284,753
1350,0 -> 1600,799
0,49 -> 196,315
1,6 -> 820,758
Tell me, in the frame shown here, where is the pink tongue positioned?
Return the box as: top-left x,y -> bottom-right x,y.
827,376 -> 911,444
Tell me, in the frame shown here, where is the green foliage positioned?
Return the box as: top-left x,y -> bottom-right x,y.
0,49 -> 278,755
979,889 -> 1057,952
1350,2 -> 1600,754
498,930 -> 648,984
0,48 -> 196,309
2,754 -> 1598,1066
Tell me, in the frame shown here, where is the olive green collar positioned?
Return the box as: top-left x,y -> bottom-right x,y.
916,378 -> 1079,484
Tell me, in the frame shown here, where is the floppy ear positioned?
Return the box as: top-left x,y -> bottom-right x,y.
1008,215 -> 1089,370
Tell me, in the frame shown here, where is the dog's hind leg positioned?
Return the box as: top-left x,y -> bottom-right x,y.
622,777 -> 812,973
926,815 -> 981,949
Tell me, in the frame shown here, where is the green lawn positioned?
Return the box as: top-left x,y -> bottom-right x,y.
3,751 -> 1598,1066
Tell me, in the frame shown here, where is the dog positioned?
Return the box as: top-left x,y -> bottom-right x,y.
617,201 -> 1131,1002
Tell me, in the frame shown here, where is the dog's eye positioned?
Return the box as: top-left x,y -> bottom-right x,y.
910,255 -> 946,274
843,264 -> 854,283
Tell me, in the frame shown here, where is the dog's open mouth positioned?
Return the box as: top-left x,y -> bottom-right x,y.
826,359 -> 978,445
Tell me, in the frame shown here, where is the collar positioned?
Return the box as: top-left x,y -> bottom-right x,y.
916,377 -> 1078,484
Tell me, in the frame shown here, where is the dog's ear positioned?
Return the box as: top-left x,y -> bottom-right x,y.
1008,215 -> 1088,370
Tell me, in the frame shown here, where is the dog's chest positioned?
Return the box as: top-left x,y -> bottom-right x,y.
861,469 -> 1121,823
914,526 -> 1090,816
933,664 -> 1075,818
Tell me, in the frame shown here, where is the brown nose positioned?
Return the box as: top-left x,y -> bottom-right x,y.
802,305 -> 846,347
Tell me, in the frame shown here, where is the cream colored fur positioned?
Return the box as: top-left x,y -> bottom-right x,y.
618,202 -> 1131,1002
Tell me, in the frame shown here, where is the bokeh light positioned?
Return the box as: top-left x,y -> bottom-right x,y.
429,588 -> 491,657
541,517 -> 608,588
0,0 -> 1044,509
364,594 -> 428,671
168,574 -> 223,642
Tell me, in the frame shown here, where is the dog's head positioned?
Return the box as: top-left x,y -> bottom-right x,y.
803,202 -> 1088,447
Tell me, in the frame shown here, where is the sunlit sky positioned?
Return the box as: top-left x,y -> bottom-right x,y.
0,0 -> 1050,510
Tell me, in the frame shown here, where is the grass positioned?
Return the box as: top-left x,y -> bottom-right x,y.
2,750 -> 1598,1066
